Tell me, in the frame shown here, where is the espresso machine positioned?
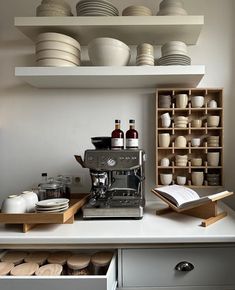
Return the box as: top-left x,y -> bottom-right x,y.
75,149 -> 146,219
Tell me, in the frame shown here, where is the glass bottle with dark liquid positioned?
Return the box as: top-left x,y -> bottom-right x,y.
126,119 -> 139,149
111,119 -> 124,149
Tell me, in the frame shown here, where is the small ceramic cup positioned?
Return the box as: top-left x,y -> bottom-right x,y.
191,96 -> 204,108
191,171 -> 204,186
160,173 -> 173,185
160,113 -> 171,128
175,136 -> 187,148
158,133 -> 171,147
176,176 -> 187,185
175,93 -> 188,108
1,195 -> 26,213
21,191 -> 38,213
191,158 -> 202,166
191,119 -> 202,128
208,100 -> 217,108
191,138 -> 201,147
207,152 -> 220,166
207,115 -> 220,127
160,158 -> 170,167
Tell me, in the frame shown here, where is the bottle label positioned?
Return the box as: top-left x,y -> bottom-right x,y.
111,138 -> 124,147
126,138 -> 139,148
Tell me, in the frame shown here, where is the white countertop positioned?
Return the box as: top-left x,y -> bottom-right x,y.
0,201 -> 235,246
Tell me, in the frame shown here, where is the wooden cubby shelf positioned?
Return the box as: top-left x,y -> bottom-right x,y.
156,88 -> 224,188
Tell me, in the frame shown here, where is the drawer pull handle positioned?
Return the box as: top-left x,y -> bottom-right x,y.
175,261 -> 194,272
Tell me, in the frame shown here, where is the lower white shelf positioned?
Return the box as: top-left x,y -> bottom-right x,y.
15,66 -> 205,89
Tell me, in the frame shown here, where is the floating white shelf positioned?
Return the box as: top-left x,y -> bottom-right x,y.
15,16 -> 204,45
15,66 -> 205,89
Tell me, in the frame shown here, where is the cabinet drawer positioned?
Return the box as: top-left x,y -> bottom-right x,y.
121,247 -> 235,287
0,253 -> 117,290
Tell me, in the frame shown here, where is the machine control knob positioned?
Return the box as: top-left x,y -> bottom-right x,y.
107,158 -> 116,167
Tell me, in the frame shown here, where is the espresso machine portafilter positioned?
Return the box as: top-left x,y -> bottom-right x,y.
75,149 -> 146,219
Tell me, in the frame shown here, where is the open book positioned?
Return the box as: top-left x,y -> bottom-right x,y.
152,185 -> 232,210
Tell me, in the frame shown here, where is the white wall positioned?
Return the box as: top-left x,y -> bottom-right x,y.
0,0 -> 235,207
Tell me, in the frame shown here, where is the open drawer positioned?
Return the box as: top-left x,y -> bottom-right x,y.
0,251 -> 117,290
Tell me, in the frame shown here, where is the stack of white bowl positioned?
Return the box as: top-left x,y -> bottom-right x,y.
36,0 -> 72,16
136,43 -> 154,66
157,41 -> 191,66
159,95 -> 171,108
35,32 -> 81,67
174,116 -> 188,128
157,0 -> 187,16
207,136 -> 220,147
175,155 -> 188,167
76,0 -> 119,16
122,5 -> 152,16
88,37 -> 130,66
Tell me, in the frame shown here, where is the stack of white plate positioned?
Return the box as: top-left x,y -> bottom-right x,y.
36,0 -> 73,16
157,41 -> 191,66
157,0 -> 187,16
136,43 -> 154,66
76,0 -> 119,16
35,32 -> 81,67
36,198 -> 69,213
122,5 -> 152,16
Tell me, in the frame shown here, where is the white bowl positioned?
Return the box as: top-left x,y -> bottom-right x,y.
177,176 -> 186,185
159,0 -> 184,9
88,37 -> 130,66
41,0 -> 71,11
37,58 -> 78,67
1,195 -> 26,213
21,191 -> 38,213
191,96 -> 204,108
36,32 -> 80,50
157,7 -> 187,15
160,174 -> 173,185
36,41 -> 80,56
36,50 -> 80,65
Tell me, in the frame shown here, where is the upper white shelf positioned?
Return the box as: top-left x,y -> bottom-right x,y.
15,66 -> 205,89
15,16 -> 204,45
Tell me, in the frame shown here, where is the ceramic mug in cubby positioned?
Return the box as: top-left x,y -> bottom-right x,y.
175,93 -> 188,108
191,171 -> 204,186
158,133 -> 171,147
160,173 -> 173,185
176,175 -> 187,185
191,96 -> 204,108
207,152 -> 220,166
207,115 -> 220,127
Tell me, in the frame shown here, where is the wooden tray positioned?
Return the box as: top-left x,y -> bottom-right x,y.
0,194 -> 89,233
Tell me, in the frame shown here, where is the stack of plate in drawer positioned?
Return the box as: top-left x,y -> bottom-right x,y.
35,32 -> 81,67
36,0 -> 73,16
76,0 -> 119,16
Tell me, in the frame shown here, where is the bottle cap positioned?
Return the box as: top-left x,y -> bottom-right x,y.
129,119 -> 135,123
41,173 -> 47,177
115,119 -> 121,123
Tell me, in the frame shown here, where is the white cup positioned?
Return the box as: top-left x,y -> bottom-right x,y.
21,191 -> 38,213
160,158 -> 170,167
175,135 -> 187,148
177,176 -> 187,185
159,133 -> 171,147
208,100 -> 217,108
191,138 -> 201,147
161,117 -> 171,128
207,116 -> 220,127
175,94 -> 188,108
191,171 -> 204,186
191,96 -> 204,108
207,152 -> 220,166
160,173 -> 173,185
1,195 -> 26,213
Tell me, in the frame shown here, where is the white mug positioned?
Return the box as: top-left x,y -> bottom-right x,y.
191,171 -> 204,186
21,191 -> 38,213
175,94 -> 188,108
191,138 -> 201,147
175,136 -> 187,148
160,158 -> 170,167
159,133 -> 171,147
160,173 -> 173,185
177,176 -> 187,185
208,100 -> 217,108
191,96 -> 204,108
207,116 -> 220,127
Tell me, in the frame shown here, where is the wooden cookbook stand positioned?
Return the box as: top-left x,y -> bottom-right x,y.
151,189 -> 234,227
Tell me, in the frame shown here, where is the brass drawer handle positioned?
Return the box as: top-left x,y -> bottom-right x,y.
175,261 -> 194,272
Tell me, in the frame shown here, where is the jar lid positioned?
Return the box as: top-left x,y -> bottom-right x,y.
0,262 -> 15,276
91,252 -> 113,267
25,251 -> 49,266
35,264 -> 63,276
10,263 -> 39,276
1,251 -> 28,265
67,253 -> 91,270
47,251 -> 72,265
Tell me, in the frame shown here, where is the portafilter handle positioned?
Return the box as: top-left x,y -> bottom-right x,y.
74,155 -> 86,168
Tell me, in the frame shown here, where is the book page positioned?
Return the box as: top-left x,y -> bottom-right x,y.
155,185 -> 200,207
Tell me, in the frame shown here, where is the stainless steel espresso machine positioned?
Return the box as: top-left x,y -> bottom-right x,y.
75,149 -> 146,219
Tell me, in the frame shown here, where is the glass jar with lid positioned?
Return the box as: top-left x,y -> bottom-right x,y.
38,177 -> 65,200
90,252 -> 113,275
67,253 -> 91,275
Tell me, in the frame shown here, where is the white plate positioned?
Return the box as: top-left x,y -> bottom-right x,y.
36,198 -> 69,208
36,206 -> 69,213
36,58 -> 79,67
36,41 -> 80,56
36,50 -> 80,64
36,204 -> 69,211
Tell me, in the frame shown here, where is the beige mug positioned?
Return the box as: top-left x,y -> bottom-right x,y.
207,115 -> 220,127
207,152 -> 220,166
191,119 -> 202,128
175,94 -> 188,108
